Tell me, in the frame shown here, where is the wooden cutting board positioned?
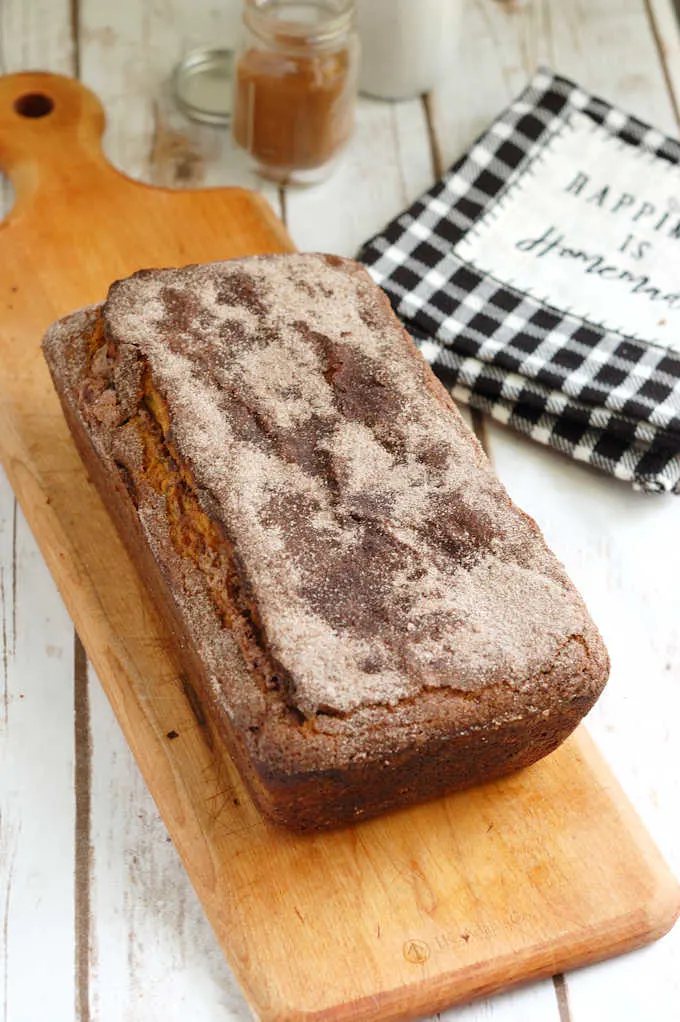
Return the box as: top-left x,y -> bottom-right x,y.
1,70 -> 678,1022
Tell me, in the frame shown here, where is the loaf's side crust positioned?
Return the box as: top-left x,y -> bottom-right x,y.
42,263 -> 609,830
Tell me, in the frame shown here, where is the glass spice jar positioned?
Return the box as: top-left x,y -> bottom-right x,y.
232,0 -> 359,186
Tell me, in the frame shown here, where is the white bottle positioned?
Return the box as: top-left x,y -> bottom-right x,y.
357,0 -> 462,101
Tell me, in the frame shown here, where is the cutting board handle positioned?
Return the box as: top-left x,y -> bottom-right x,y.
0,72 -> 109,211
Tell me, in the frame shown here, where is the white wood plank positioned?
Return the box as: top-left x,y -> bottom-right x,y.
87,669 -> 250,1022
0,0 -> 75,78
284,95 -> 433,255
0,468 -> 76,1022
440,980 -> 563,1022
429,0 -> 678,167
79,0 -> 281,205
1,5 -> 80,1022
559,930 -> 680,1022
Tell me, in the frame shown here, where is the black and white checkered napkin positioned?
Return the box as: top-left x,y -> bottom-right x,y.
359,69 -> 680,493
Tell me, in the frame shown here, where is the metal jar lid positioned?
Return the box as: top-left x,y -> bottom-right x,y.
172,48 -> 234,125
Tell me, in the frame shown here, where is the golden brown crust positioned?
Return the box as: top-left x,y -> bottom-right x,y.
41,255 -> 609,830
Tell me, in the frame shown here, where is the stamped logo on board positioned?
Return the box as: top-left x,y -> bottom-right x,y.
402,939 -> 431,964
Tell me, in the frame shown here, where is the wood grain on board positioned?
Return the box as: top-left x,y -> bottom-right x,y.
0,65 -> 678,1022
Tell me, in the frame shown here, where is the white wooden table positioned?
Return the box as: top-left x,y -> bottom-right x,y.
1,1 -> 680,1020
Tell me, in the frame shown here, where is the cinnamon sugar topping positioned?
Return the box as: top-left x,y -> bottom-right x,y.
100,254 -> 590,716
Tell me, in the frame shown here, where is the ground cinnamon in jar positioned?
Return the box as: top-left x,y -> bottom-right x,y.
232,0 -> 359,185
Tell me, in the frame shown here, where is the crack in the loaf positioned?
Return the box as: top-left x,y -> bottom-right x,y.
180,675 -> 214,750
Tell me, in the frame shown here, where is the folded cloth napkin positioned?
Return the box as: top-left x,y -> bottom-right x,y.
359,69 -> 680,493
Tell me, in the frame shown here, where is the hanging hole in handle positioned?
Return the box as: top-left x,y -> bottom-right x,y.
13,92 -> 54,118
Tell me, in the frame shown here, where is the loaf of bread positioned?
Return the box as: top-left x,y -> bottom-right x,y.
42,253 -> 609,829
